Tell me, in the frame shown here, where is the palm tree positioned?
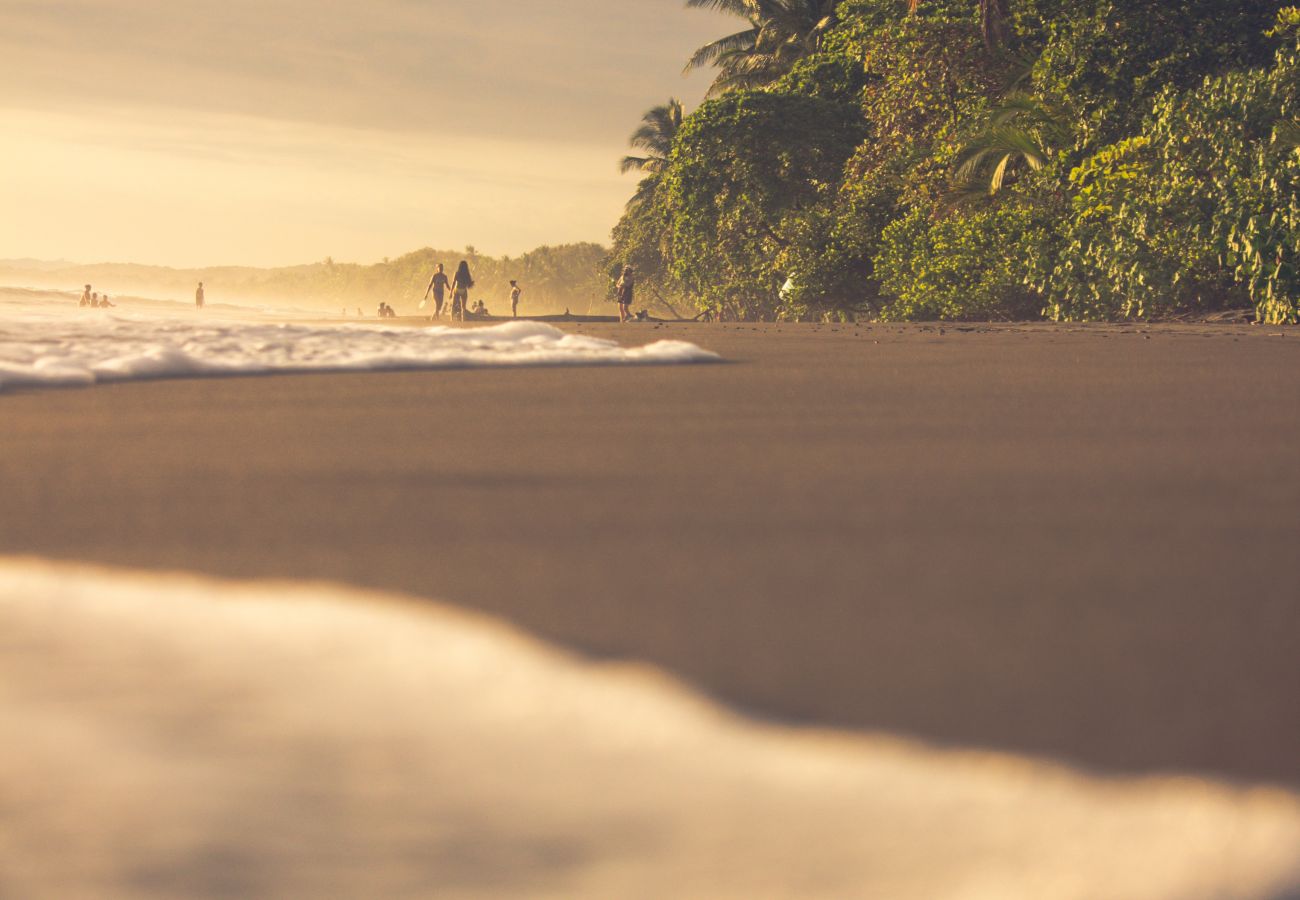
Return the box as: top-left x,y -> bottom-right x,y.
620,99 -> 685,209
949,93 -> 1071,198
909,0 -> 1011,50
684,0 -> 839,96
620,98 -> 685,176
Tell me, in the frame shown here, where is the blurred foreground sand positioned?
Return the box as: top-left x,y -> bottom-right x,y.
2,561 -> 1298,900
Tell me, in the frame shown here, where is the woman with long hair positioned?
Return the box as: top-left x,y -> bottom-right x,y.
616,265 -> 635,323
451,260 -> 474,322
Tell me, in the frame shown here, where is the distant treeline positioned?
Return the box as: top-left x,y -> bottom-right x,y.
614,0 -> 1299,323
0,244 -> 610,315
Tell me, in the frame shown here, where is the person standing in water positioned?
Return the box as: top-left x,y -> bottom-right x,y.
451,260 -> 474,323
616,265 -> 635,323
195,282 -> 205,310
424,263 -> 451,319
509,280 -> 522,318
79,284 -> 92,307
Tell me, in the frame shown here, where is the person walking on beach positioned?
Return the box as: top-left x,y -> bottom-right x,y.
424,263 -> 451,318
509,280 -> 522,318
195,282 -> 205,310
616,265 -> 635,323
451,260 -> 474,323
79,284 -> 92,307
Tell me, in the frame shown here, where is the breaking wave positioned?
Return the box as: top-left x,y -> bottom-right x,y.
0,291 -> 717,392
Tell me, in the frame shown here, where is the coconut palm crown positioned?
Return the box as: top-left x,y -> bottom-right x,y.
619,98 -> 686,175
684,0 -> 840,96
620,98 -> 686,210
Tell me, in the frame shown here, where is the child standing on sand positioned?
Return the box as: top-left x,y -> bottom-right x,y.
616,265 -> 635,323
509,280 -> 522,318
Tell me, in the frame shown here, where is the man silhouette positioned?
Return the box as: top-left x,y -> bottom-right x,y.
424,264 -> 450,318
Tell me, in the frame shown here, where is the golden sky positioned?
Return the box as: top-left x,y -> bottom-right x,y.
0,0 -> 729,267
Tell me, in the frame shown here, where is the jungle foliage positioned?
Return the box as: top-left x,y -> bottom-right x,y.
611,0 -> 1298,322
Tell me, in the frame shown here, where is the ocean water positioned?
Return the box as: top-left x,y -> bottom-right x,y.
2,559 -> 1299,900
0,290 -> 717,392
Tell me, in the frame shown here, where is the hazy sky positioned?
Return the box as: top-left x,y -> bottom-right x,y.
0,0 -> 731,267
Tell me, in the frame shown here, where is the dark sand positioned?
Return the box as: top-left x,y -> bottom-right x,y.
2,321 -> 1297,784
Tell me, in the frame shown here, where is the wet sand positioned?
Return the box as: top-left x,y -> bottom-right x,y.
1,321 -> 1297,783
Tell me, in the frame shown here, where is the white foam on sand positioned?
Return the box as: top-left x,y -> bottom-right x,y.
1,559 -> 1298,900
0,292 -> 717,392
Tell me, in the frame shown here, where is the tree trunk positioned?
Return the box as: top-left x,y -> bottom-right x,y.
910,0 -> 1011,49
980,0 -> 1010,50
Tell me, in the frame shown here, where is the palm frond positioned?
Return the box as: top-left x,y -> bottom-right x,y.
684,28 -> 758,73
938,179 -> 998,211
989,93 -> 1072,143
620,99 -> 684,179
989,154 -> 1012,192
685,0 -> 757,16
952,91 -> 1072,196
624,174 -> 661,212
997,48 -> 1040,94
1275,118 -> 1300,150
953,119 -> 1055,196
686,0 -> 838,91
620,156 -> 653,175
628,104 -> 681,155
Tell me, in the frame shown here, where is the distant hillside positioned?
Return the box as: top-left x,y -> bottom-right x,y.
0,258 -> 78,273
0,244 -> 610,315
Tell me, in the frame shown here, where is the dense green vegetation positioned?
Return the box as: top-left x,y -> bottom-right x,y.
612,0 -> 1299,322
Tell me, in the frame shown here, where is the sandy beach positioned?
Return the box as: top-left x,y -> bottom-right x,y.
11,1 -> 1300,892
3,319 -> 1297,785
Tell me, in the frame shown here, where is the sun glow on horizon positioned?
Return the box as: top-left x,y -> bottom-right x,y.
0,0 -> 731,268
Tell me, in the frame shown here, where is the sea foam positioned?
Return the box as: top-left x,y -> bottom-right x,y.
0,291 -> 717,392
2,559 -> 1299,900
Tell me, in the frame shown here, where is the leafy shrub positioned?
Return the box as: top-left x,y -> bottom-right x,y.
771,52 -> 869,104
874,196 -> 1054,320
777,5 -> 1005,317
656,90 -> 865,318
1026,0 -> 1283,150
1040,22 -> 1299,322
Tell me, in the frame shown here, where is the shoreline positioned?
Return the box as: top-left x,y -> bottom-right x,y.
5,283 -> 1289,330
